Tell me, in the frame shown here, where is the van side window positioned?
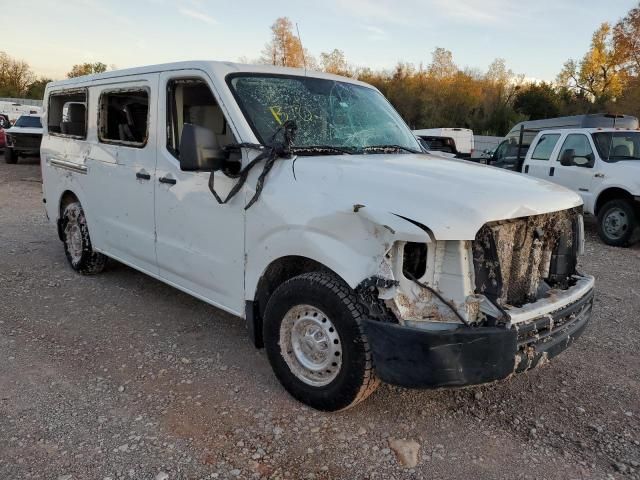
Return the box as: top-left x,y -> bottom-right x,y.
48,90 -> 88,139
99,89 -> 149,147
166,79 -> 235,159
531,134 -> 560,160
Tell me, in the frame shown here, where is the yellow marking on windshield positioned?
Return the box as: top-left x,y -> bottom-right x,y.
269,106 -> 284,125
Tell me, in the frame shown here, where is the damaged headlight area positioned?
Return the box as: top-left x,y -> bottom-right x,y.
357,236 -> 480,329
357,207 -> 587,331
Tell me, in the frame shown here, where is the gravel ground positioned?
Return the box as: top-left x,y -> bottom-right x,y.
1,157 -> 639,480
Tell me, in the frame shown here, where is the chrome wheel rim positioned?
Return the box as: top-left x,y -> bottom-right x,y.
603,207 -> 629,240
279,305 -> 342,387
65,216 -> 83,263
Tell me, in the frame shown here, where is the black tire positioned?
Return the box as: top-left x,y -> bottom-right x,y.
263,272 -> 379,411
4,147 -> 17,164
597,199 -> 638,247
61,202 -> 107,274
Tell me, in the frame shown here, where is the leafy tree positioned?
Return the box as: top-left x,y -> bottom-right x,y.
25,78 -> 51,100
613,3 -> 640,75
557,23 -> 627,103
0,51 -> 35,97
261,17 -> 315,68
320,49 -> 350,76
67,62 -> 107,78
427,47 -> 457,79
514,82 -> 561,120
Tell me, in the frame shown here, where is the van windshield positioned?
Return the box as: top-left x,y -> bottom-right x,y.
592,132 -> 640,161
228,74 -> 420,154
14,116 -> 42,128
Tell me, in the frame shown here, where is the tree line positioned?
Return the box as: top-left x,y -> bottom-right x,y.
258,7 -> 640,135
0,57 -> 107,100
2,3 -> 639,135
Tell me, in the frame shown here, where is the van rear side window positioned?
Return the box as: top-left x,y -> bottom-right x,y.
98,89 -> 149,147
48,90 -> 87,139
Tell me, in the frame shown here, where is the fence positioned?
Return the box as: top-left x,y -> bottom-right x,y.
0,97 -> 43,107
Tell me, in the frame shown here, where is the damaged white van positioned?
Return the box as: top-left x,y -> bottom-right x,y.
41,62 -> 595,411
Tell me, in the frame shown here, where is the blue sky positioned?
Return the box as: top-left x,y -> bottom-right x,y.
4,0 -> 638,81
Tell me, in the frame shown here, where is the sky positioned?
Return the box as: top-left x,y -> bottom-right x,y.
3,0 -> 638,81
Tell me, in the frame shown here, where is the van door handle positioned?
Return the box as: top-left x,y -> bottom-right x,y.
594,172 -> 605,178
549,167 -> 555,176
136,171 -> 151,180
159,176 -> 177,185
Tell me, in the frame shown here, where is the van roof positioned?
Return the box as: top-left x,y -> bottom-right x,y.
46,60 -> 372,89
506,114 -> 639,138
537,127 -> 640,134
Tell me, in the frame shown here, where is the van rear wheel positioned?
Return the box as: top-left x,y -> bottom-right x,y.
597,199 -> 637,247
61,202 -> 107,274
263,272 -> 379,411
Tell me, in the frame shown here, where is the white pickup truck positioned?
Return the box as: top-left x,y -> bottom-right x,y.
523,128 -> 640,246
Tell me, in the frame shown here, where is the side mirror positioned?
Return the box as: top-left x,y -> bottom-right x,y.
559,149 -> 575,166
573,154 -> 594,167
179,123 -> 228,172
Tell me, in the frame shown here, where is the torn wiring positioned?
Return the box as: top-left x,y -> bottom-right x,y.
209,120 -> 298,210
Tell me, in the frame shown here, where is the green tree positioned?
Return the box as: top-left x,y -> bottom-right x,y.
25,78 -> 51,100
66,62 -> 107,78
513,82 -> 561,120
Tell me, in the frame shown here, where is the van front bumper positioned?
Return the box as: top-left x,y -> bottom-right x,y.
362,288 -> 594,388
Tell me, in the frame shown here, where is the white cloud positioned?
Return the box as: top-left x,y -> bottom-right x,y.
361,24 -> 388,40
428,0 -> 518,24
179,7 -> 217,25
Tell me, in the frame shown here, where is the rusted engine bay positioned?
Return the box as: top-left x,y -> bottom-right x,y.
472,207 -> 581,308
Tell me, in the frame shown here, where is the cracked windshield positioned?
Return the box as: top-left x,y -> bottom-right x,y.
229,75 -> 420,153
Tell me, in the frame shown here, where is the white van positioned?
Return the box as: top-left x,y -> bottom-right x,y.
41,61 -> 594,411
412,128 -> 474,157
523,128 -> 640,246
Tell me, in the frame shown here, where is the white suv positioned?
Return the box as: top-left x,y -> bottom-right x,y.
41,61 -> 594,410
523,128 -> 640,246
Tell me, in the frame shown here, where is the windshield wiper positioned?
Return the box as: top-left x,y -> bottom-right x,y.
360,144 -> 420,154
291,145 -> 353,155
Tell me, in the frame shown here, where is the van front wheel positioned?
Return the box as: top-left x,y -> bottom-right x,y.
263,272 -> 379,411
61,202 -> 107,274
597,199 -> 638,247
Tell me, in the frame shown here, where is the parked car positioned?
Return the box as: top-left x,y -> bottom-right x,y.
523,127 -> 640,246
0,113 -> 11,129
41,61 -> 594,410
488,114 -> 639,171
472,135 -> 504,159
415,136 -> 457,158
413,128 -> 473,158
4,114 -> 43,164
0,127 -> 6,151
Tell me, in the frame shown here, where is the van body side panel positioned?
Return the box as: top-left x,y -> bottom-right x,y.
153,70 -> 246,315
81,76 -> 159,274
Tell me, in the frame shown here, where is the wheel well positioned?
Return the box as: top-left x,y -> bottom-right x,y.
59,190 -> 79,217
248,256 -> 336,348
56,191 -> 79,241
594,188 -> 634,215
